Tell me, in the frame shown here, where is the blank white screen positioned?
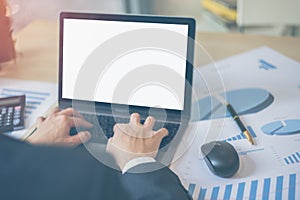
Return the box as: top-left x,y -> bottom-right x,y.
62,18 -> 188,110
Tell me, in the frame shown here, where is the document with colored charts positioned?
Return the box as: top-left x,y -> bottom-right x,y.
171,47 -> 300,200
0,78 -> 57,139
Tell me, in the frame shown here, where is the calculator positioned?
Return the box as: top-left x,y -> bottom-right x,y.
0,95 -> 26,134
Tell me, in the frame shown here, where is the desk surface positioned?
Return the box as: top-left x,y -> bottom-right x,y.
1,20 -> 300,83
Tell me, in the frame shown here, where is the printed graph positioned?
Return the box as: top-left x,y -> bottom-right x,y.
0,78 -> 57,139
238,148 -> 265,156
259,59 -> 278,70
283,151 -> 300,165
261,119 -> 300,136
224,126 -> 257,142
187,173 -> 298,200
0,88 -> 50,118
192,88 -> 274,121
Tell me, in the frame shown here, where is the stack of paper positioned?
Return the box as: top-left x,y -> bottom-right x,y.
171,47 -> 300,199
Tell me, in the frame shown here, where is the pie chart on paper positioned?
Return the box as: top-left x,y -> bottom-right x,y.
261,119 -> 300,136
191,88 -> 274,121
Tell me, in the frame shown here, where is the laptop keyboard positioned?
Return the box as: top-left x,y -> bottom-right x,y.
70,113 -> 180,148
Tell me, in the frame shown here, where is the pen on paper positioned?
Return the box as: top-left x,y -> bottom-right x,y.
226,103 -> 255,145
211,94 -> 255,145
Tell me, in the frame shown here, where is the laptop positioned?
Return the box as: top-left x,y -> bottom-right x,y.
58,12 -> 195,153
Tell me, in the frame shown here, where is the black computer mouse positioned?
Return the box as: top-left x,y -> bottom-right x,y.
201,141 -> 240,178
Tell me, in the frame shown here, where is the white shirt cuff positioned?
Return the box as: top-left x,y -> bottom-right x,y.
122,157 -> 156,174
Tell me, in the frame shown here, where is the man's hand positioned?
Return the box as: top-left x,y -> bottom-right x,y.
106,113 -> 168,169
27,108 -> 92,147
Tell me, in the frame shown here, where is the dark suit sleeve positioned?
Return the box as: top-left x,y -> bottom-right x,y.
0,134 -> 191,200
122,162 -> 192,200
0,134 -> 125,200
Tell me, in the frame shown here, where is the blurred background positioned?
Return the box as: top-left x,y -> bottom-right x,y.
5,0 -> 300,36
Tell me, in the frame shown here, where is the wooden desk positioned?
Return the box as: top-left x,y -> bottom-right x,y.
0,21 -> 59,82
1,20 -> 300,82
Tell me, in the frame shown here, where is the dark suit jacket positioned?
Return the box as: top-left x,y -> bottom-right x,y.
0,134 -> 191,200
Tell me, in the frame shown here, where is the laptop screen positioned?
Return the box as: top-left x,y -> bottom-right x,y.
61,15 -> 191,111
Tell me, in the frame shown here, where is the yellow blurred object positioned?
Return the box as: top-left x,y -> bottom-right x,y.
202,0 -> 237,21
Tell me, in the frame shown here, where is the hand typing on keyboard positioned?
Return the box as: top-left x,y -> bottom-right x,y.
27,108 -> 93,147
106,113 -> 169,170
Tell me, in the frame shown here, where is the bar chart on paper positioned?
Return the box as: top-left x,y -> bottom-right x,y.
283,151 -> 300,165
0,78 -> 57,139
0,88 -> 51,118
187,172 -> 299,200
259,59 -> 278,71
175,47 -> 300,200
223,126 -> 257,142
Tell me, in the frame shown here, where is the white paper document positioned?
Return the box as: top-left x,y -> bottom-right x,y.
171,47 -> 300,200
0,78 -> 57,139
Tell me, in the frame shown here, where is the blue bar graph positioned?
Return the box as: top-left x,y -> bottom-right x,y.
236,182 -> 245,200
25,96 -> 46,101
262,178 -> 271,200
187,173 -> 298,200
259,59 -> 278,70
275,176 -> 283,200
2,88 -> 50,96
284,158 -> 290,164
223,184 -> 232,200
249,180 -> 258,200
292,154 -> 299,162
188,184 -> 196,196
198,188 -> 206,200
1,92 -> 46,100
27,101 -> 42,105
289,156 -> 295,164
239,148 -> 265,155
211,186 -> 220,200
224,126 -> 257,142
26,105 -> 38,109
289,174 -> 296,200
283,151 -> 300,165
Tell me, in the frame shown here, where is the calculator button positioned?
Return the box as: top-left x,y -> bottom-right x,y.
13,118 -> 21,126
0,95 -> 26,134
14,114 -> 20,119
14,106 -> 21,110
